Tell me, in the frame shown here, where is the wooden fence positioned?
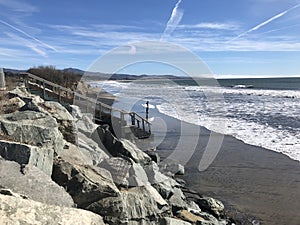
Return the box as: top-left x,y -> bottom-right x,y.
20,72 -> 151,139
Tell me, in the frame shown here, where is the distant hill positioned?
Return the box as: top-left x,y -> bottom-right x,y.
2,67 -> 185,80
3,68 -> 26,74
62,68 -> 85,75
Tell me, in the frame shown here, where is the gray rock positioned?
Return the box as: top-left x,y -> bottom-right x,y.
160,217 -> 192,225
187,201 -> 202,215
10,88 -> 44,112
8,86 -> 35,99
70,104 -> 98,136
144,161 -> 169,185
93,126 -> 151,165
160,159 -> 185,176
197,197 -> 225,218
87,185 -> 171,224
9,87 -> 77,144
0,194 -> 106,225
38,101 -> 78,144
70,104 -> 83,119
176,209 -> 206,224
144,150 -> 160,163
52,158 -> 120,208
127,185 -> 170,214
0,97 -> 25,113
99,157 -> 131,187
99,158 -> 160,188
118,138 -> 152,165
128,162 -> 149,187
0,140 -> 54,176
78,132 -> 109,165
194,211 -> 223,225
0,159 -> 74,207
152,175 -> 180,200
168,187 -> 188,213
175,178 -> 186,187
0,111 -> 64,156
77,114 -> 98,136
86,195 -> 124,223
60,142 -> 94,166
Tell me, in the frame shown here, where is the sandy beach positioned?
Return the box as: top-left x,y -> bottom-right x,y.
144,107 -> 300,225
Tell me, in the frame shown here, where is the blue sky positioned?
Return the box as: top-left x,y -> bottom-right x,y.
0,0 -> 300,77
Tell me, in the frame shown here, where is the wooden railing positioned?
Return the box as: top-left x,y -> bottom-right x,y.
20,72 -> 151,138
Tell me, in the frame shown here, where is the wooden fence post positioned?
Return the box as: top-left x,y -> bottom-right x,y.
142,120 -> 145,132
58,87 -> 61,103
131,113 -> 136,126
42,81 -> 46,99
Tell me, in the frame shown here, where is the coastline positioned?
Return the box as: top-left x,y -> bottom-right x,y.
145,105 -> 300,225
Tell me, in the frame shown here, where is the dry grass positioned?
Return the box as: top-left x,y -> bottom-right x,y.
5,76 -> 20,91
0,93 -> 19,114
0,93 -> 8,114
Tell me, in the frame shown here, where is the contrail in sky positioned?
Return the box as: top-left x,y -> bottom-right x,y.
230,3 -> 300,42
161,0 -> 183,40
0,19 -> 57,52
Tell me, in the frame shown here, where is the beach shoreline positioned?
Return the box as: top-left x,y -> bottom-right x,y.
141,105 -> 300,225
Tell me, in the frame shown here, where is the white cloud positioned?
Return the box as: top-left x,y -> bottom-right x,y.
4,32 -> 47,57
230,3 -> 300,41
161,0 -> 184,40
177,22 -> 240,30
0,0 -> 38,13
0,19 -> 57,52
46,22 -> 300,54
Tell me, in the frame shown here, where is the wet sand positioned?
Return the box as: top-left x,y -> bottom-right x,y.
145,108 -> 300,225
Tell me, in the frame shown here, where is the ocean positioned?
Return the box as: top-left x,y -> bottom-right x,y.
90,77 -> 300,162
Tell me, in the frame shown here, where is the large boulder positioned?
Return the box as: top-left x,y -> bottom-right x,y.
168,187 -> 189,213
77,114 -> 98,136
9,87 -> 77,144
0,194 -> 106,225
128,162 -> 149,187
70,104 -> 98,137
87,185 -> 171,224
0,140 -> 53,176
99,158 -> 151,188
149,166 -> 181,200
98,157 -> 131,187
144,161 -> 169,185
0,158 -> 74,207
52,158 -> 120,208
0,111 -> 64,155
38,101 -> 78,144
9,87 -> 44,112
59,141 -> 94,166
78,132 -> 109,165
93,126 -> 151,165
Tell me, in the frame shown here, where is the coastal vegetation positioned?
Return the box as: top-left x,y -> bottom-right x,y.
27,66 -> 81,89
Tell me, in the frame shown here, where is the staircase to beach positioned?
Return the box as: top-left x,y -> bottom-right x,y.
19,72 -> 151,139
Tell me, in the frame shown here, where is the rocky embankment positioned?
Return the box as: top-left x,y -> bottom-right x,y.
0,86 -> 237,225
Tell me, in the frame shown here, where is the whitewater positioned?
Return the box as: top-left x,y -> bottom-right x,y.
90,79 -> 300,162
